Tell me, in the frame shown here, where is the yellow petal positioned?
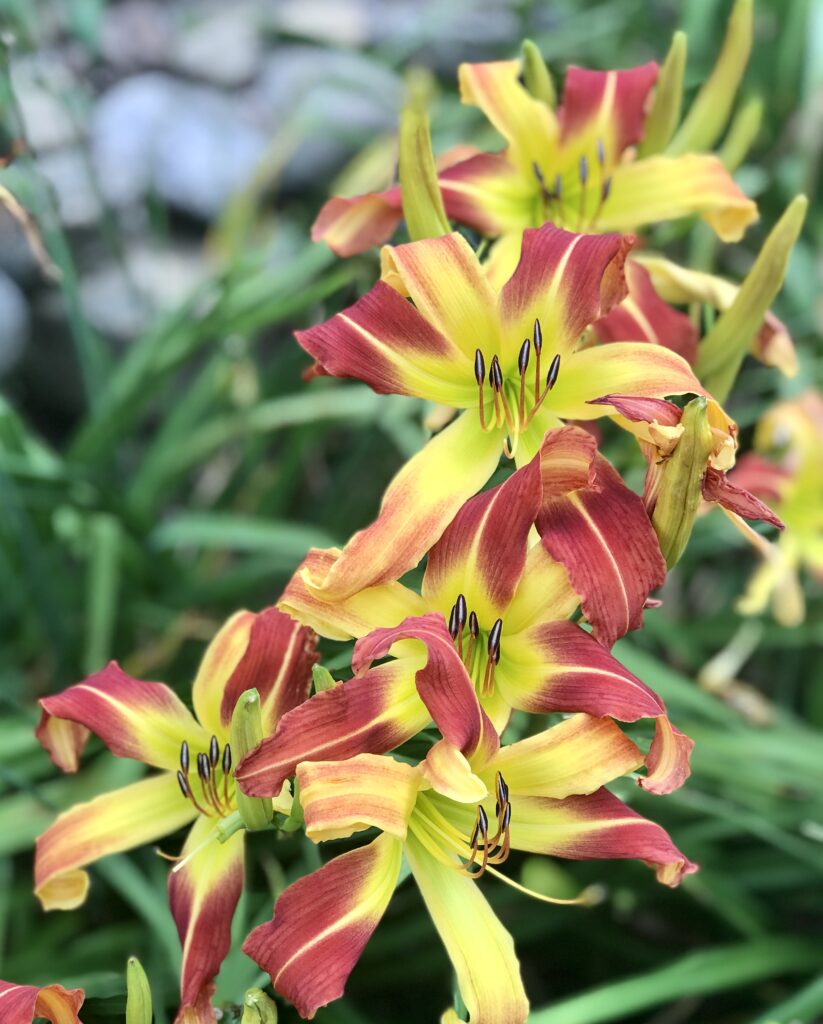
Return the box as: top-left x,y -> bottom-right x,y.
405,831 -> 529,1024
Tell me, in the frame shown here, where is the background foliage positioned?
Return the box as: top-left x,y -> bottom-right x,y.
0,0 -> 821,1021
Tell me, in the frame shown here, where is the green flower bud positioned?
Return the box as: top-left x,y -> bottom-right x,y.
241,988 -> 278,1024
230,688 -> 273,831
126,957 -> 152,1024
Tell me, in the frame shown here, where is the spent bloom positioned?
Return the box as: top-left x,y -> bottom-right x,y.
34,607 -> 317,1024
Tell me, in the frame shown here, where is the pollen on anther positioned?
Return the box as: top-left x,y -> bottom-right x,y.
518,338 -> 530,375
579,155 -> 588,185
209,735 -> 219,768
176,770 -> 190,797
533,318 -> 543,353
455,593 -> 467,630
180,740 -> 190,774
596,137 -> 605,166
222,743 -> 232,775
468,610 -> 479,638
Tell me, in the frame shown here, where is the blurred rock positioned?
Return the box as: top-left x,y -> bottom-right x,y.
80,243 -> 207,341
38,147 -> 102,227
246,46 -> 402,188
11,52 -> 82,152
174,3 -> 261,86
100,0 -> 176,69
0,271 -> 30,377
91,73 -> 267,218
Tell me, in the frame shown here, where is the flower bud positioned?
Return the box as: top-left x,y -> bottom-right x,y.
126,957 -> 152,1024
398,78 -> 450,242
241,987 -> 278,1024
312,664 -> 338,693
651,398 -> 714,568
231,689 -> 273,831
521,39 -> 555,106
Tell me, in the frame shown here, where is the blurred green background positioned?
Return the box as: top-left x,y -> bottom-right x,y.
0,0 -> 821,1021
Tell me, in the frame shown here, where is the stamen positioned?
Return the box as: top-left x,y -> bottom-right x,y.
517,338 -> 530,423
475,349 -> 488,431
177,768 -> 210,816
180,740 -> 189,775
547,353 -> 561,390
496,771 -> 509,809
578,155 -> 589,229
455,593 -> 467,659
533,318 -> 543,403
209,735 -> 219,769
487,618 -> 503,659
482,618 -> 503,696
465,610 -> 479,667
596,137 -> 605,166
197,752 -> 222,815
222,743 -> 232,806
448,603 -> 459,641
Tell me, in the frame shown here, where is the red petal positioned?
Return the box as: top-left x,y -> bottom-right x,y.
702,467 -> 784,529
559,64 -> 659,155
243,834 -> 402,1018
588,393 -> 683,426
294,280 -> 469,404
311,188 -> 403,258
353,613 -> 500,766
235,660 -> 427,797
217,608 -> 317,734
422,451 -> 542,623
169,819 -> 245,1024
594,262 -> 698,365
536,435 -> 667,647
0,981 -> 85,1024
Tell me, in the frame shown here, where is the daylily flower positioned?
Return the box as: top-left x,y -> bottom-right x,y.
243,716 -> 696,1022
33,607 -> 317,1024
295,222 -> 707,600
312,55 -> 756,263
237,429 -> 692,803
728,392 -> 823,626
0,979 -> 84,1024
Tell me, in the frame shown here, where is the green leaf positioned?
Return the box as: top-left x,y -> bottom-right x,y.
696,195 -> 807,401
719,94 -> 764,171
150,513 -> 337,557
530,939 -> 820,1024
667,0 -> 753,155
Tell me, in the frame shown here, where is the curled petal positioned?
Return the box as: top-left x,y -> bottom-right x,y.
311,188 -> 403,257
280,547 -> 427,641
37,663 -> 207,773
422,451 -> 542,625
35,773 -> 196,910
302,411 -> 502,601
298,754 -> 420,842
243,833 -> 403,1019
536,443 -> 667,647
295,280 -> 472,405
559,64 -> 659,157
169,816 -> 245,1024
421,740 -> 488,804
506,788 -> 698,886
486,713 -> 643,800
193,607 -> 317,738
594,261 -> 698,365
405,832 -> 529,1024
599,154 -> 758,241
499,224 -> 633,364
703,467 -> 784,529
236,660 -> 428,797
353,613 -> 500,767
0,980 -> 84,1024
642,718 -> 695,796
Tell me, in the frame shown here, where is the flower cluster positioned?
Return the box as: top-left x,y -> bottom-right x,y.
24,5 -> 804,1023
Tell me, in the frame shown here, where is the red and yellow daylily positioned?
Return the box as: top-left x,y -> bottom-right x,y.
33,607 -> 317,1024
243,716 -> 696,1022
296,222 -> 707,600
312,56 -> 755,263
237,429 -> 693,802
728,392 -> 823,626
0,979 -> 84,1024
